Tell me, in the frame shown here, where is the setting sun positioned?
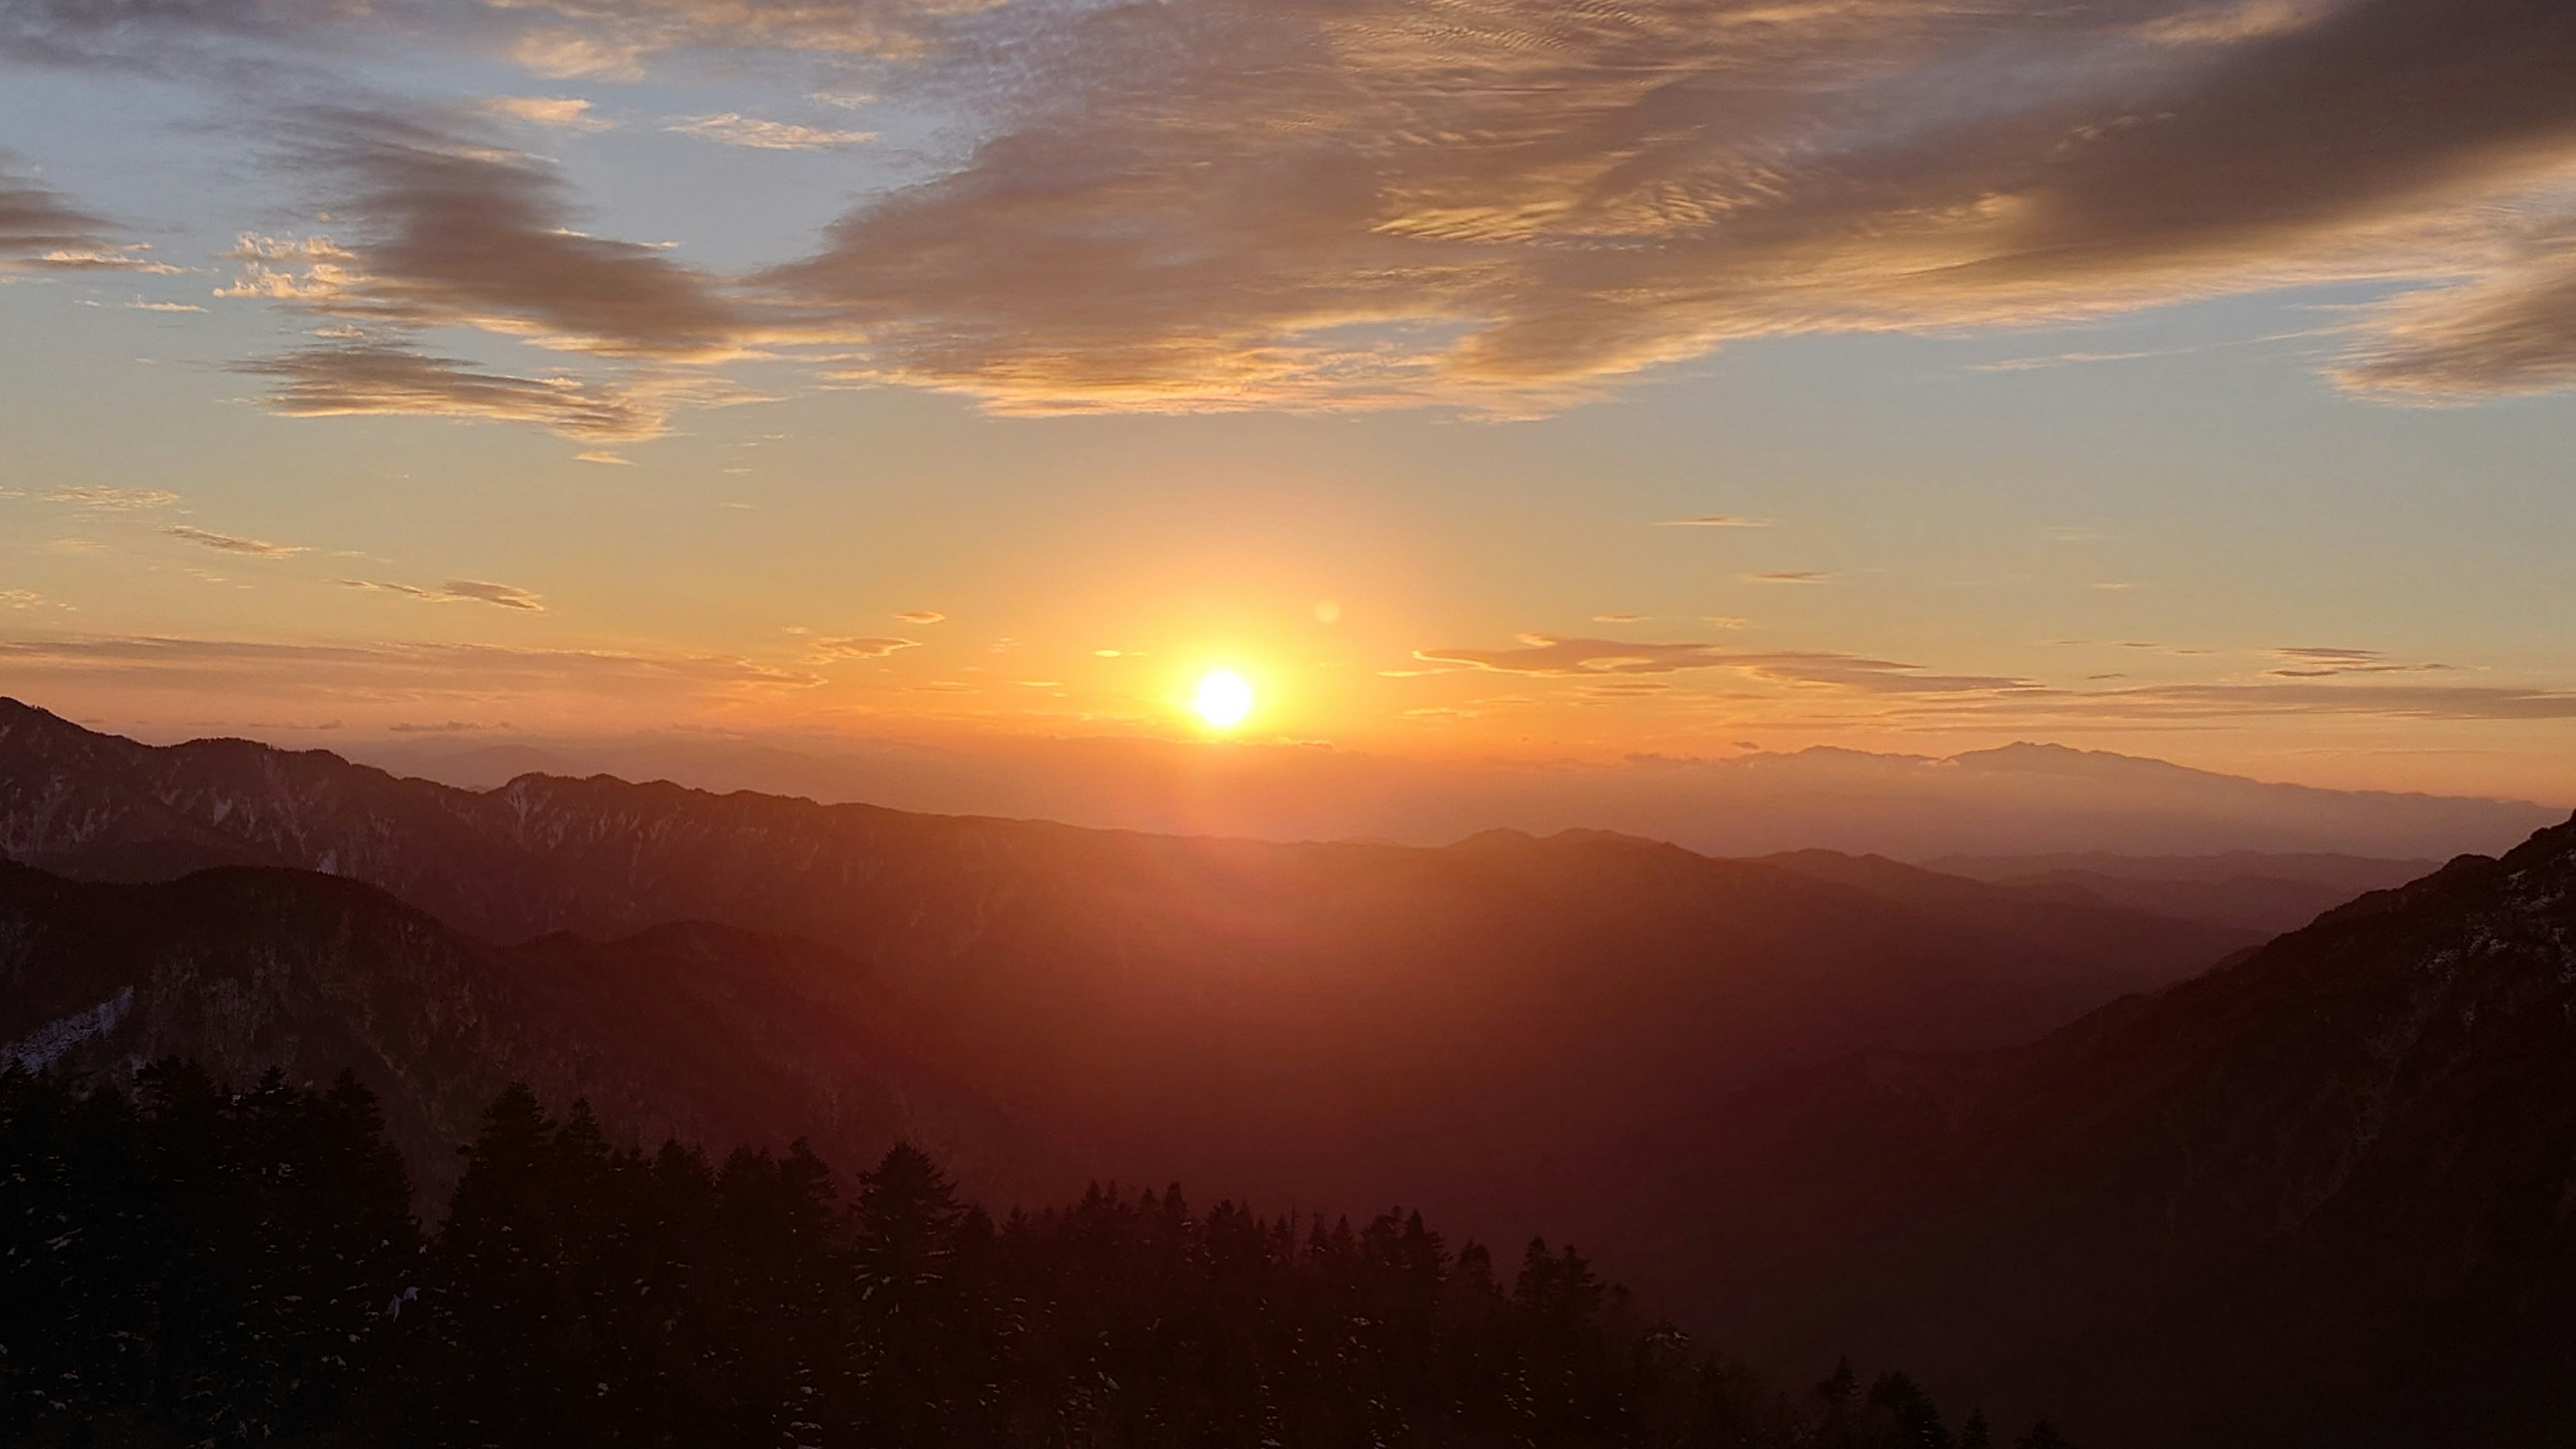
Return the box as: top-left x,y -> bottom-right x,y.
1193,669 -> 1255,730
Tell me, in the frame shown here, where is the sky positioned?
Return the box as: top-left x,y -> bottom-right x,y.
1,0 -> 2573,807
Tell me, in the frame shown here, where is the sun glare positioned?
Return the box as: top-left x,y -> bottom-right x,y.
1193,669 -> 1255,730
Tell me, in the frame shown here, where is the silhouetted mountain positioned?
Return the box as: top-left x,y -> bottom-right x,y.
342,721 -> 2560,860
0,698 -> 2250,1247
1591,815 -> 2576,1447
1922,850 -> 2437,935
0,863 -> 1063,1209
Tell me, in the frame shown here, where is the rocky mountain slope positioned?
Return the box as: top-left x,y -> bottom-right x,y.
1593,815 -> 2576,1446
1923,849 -> 2438,935
0,863 -> 1063,1209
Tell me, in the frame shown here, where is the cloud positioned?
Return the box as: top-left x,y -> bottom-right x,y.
2262,645 -> 2456,678
1971,351 -> 2161,373
812,635 -> 920,659
209,113 -> 771,435
2332,229 -> 2576,399
753,0 -> 2576,411
1,0 -> 949,74
18,0 -> 2576,419
1746,571 -> 1832,584
509,29 -> 647,80
0,634 -> 818,699
1412,635 -> 2034,694
46,487 -> 178,510
129,298 -> 207,313
226,113 -> 743,356
166,525 -> 307,558
1655,516 -> 1766,528
386,719 -> 508,733
337,577 -> 546,610
0,165 -> 168,273
480,96 -> 613,131
667,113 -> 875,150
894,610 -> 945,623
495,0 -> 944,76
1915,680 -> 2576,724
441,579 -> 546,610
240,341 -> 676,439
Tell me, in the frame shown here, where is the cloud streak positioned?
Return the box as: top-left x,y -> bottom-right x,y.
240,341 -> 676,439
0,635 -> 816,700
1414,635 -> 2037,694
0,163 -> 170,273
811,635 -> 920,659
337,578 -> 547,610
667,113 -> 874,150
166,525 -> 307,558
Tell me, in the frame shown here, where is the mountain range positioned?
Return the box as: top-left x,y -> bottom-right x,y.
0,698 -> 2250,1233
7,695 -> 2576,1443
341,724 -> 2561,861
1587,820 -> 2576,1446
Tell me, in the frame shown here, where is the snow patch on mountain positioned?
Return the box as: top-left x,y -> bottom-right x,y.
5,985 -> 134,1072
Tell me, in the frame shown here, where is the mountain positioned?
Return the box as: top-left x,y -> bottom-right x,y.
1916,850 -> 2438,936
0,697 -> 2253,1244
0,863 -> 1065,1210
341,724 -> 2561,861
1587,815 -> 2576,1447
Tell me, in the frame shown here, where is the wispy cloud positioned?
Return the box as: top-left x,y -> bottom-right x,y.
166,525 -> 306,558
0,635 -> 817,700
241,341 -> 678,439
1746,571 -> 1831,584
2263,645 -> 2457,678
46,487 -> 178,511
1412,635 -> 2033,694
894,610 -> 945,623
812,635 -> 919,659
667,113 -> 873,150
0,164 -> 173,274
1654,516 -> 1766,528
480,96 -> 612,131
337,577 -> 545,610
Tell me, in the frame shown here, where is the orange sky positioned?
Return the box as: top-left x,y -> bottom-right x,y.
3,0 -> 2573,806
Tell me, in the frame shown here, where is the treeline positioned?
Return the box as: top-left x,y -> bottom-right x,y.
1,1063 -> 2074,1448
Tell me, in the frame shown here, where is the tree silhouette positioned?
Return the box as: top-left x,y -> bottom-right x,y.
2,1064 -> 2061,1449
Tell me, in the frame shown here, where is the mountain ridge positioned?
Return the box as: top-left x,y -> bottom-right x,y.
0,696 -> 2259,1249
1584,812 -> 2576,1446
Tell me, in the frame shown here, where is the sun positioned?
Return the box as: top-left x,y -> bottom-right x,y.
1193,669 -> 1255,730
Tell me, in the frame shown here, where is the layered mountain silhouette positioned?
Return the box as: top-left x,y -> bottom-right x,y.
0,862 -> 1064,1208
350,724 -> 2560,861
1589,816 -> 2576,1447
1925,850 -> 2438,936
0,698 -> 2247,1240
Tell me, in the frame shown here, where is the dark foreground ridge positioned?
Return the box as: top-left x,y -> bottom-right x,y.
1,1065 -> 2077,1449
1594,812 -> 2576,1446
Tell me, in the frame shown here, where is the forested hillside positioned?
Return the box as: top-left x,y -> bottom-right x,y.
0,1065 -> 2078,1449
